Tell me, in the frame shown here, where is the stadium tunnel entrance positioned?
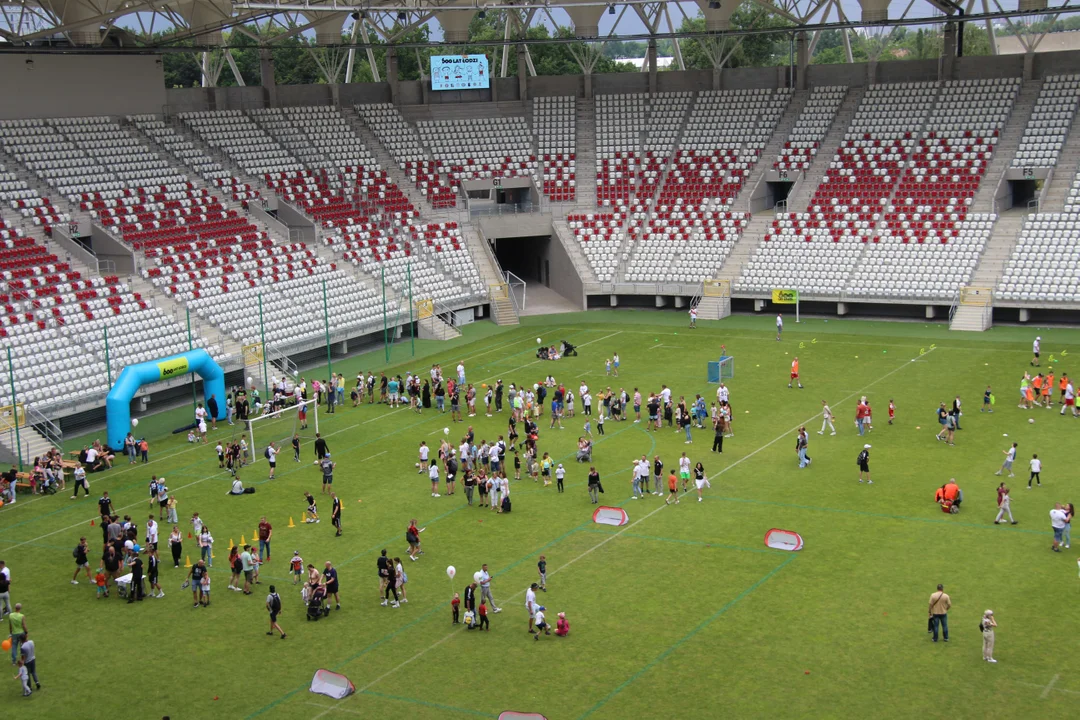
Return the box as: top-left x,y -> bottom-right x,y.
479,216 -> 585,313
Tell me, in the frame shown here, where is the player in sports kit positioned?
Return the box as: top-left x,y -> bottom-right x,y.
788,357 -> 803,389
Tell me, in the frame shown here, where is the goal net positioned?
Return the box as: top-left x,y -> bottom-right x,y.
706,355 -> 734,383
237,398 -> 319,466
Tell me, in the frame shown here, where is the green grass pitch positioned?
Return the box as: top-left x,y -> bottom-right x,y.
2,311 -> 1079,719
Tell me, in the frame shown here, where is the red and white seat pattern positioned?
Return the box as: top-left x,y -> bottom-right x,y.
565,212 -> 625,282
0,160 -> 69,231
776,86 -> 846,172
179,110 -> 304,176
534,96 -> 576,202
1012,75 -> 1080,168
327,221 -> 485,305
356,104 -> 458,209
267,169 -> 418,231
417,116 -> 537,182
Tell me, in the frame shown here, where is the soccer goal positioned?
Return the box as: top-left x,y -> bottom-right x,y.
239,398 -> 319,465
706,355 -> 734,383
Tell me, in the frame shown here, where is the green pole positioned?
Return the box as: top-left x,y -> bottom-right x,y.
259,294 -> 269,402
322,279 -> 332,379
104,325 -> 112,388
408,262 -> 415,357
186,308 -> 197,414
382,264 -> 389,364
7,346 -> 22,472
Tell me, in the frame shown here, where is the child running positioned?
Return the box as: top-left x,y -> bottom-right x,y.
304,491 -> 319,523
665,470 -> 679,505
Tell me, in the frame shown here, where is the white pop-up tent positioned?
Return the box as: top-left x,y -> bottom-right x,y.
499,713 -> 549,719
764,528 -> 804,551
310,669 -> 355,699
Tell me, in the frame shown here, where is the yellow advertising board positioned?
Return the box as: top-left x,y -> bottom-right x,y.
157,356 -> 190,380
771,289 -> 799,305
416,299 -> 435,320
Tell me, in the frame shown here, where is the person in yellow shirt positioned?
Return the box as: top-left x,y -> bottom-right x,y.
928,584 -> 951,642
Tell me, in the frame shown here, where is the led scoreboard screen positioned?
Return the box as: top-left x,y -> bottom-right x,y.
430,54 -> 490,91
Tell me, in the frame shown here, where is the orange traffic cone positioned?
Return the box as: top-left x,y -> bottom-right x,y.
90,519 -> 95,526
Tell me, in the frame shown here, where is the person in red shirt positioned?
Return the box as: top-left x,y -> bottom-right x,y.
477,600 -> 489,631
555,612 -> 569,637
258,516 -> 272,562
788,357 -> 803,389
855,401 -> 871,436
888,399 -> 896,425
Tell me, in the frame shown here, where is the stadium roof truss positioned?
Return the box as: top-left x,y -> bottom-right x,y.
1,0 -> 1078,84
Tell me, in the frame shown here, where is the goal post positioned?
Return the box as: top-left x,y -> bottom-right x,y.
240,397 -> 320,466
706,355 -> 734,383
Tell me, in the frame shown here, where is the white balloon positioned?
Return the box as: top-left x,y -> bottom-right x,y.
247,376 -> 254,385
473,571 -> 483,583
131,418 -> 139,427
536,337 -> 542,344
443,427 -> 450,435
446,565 -> 456,580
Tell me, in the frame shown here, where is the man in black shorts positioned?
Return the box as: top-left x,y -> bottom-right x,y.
323,561 -> 340,610
377,549 -> 390,600
330,492 -> 342,537
313,433 -> 329,461
266,585 -> 286,638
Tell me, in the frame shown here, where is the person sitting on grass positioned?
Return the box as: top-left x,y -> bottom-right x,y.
555,612 -> 569,637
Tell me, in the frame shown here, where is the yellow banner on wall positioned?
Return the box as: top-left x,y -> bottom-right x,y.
772,289 -> 799,305
157,357 -> 190,380
416,299 -> 435,320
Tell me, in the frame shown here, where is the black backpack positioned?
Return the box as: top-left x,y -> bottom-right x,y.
264,447 -> 272,459
270,593 -> 281,613
857,451 -> 868,466
501,496 -> 512,513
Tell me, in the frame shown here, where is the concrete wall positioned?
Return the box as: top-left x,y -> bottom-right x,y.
88,226 -> 136,275
721,66 -> 785,90
339,83 -> 393,106
805,62 -> 866,88
479,213 -> 554,239
657,69 -> 711,93
540,225 -> 585,309
277,84 -> 332,107
877,58 -> 938,84
955,53 -> 1025,81
527,74 -> 582,98
1032,50 -> 1080,77
0,54 -> 167,119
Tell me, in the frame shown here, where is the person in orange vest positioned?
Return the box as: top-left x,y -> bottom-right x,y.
788,357 -> 803,389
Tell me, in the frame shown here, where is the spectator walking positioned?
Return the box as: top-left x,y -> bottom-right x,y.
463,582 -> 477,627
13,658 -> 31,697
478,564 -> 501,613
323,561 -> 341,611
18,634 -> 38,689
994,484 -> 1017,525
981,610 -> 997,663
1050,503 -> 1068,552
0,561 -> 11,617
819,400 -> 836,435
168,526 -> 183,568
71,537 -> 91,585
1028,454 -> 1042,488
928,584 -> 950,642
258,517 -> 273,562
8,602 -> 27,663
330,492 -> 342,537
587,467 -> 601,505
266,586 -> 286,639
1063,503 -> 1073,549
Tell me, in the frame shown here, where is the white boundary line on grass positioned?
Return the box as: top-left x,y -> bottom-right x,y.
338,345 -> 937,699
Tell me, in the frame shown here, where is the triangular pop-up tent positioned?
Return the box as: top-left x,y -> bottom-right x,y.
764,528 -> 804,551
593,506 -> 629,526
310,669 -> 355,699
499,713 -> 548,719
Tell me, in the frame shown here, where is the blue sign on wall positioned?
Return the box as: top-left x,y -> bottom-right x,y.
430,54 -> 490,90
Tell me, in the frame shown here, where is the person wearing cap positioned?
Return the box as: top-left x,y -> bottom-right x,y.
980,610 -> 997,662
533,606 -> 550,640
555,463 -> 566,493
858,445 -> 872,484
1031,336 -> 1041,367
320,453 -> 335,495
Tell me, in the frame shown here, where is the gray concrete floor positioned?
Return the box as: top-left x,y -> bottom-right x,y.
517,283 -> 582,316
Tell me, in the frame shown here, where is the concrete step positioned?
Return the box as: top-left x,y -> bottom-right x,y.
0,424 -> 56,466
973,79 -> 1042,213
970,212 -> 1027,288
949,302 -> 992,331
491,296 -> 520,325
786,86 -> 865,210
717,214 -> 773,283
734,89 -> 809,211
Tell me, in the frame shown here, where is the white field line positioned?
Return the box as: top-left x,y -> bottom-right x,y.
341,346 -> 937,696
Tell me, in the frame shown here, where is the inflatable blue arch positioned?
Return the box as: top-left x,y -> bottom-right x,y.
106,349 -> 226,450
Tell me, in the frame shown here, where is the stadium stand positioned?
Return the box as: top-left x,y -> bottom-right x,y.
1011,75 -> 1080,168
416,115 -> 536,182
533,96 -> 576,202
998,171 -> 1080,302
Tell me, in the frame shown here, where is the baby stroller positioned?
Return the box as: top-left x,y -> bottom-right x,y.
306,583 -> 330,621
560,340 -> 578,357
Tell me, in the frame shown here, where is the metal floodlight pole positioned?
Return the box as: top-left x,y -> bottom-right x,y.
408,262 -> 415,357
382,264 -> 389,364
7,346 -> 22,472
259,294 -> 270,402
322,279 -> 333,379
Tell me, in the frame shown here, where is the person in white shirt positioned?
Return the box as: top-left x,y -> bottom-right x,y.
776,313 -> 783,341
1061,382 -> 1078,417
819,400 -> 836,435
488,443 -> 501,474
555,464 -> 566,493
533,606 -> 550,639
678,453 -> 691,493
1031,336 -> 1041,367
1050,503 -> 1068,551
228,478 -> 245,495
265,443 -> 278,480
525,583 -> 538,633
1028,454 -> 1042,489
994,484 -> 1016,525
145,518 -> 158,547
995,442 -> 1017,478
71,465 -> 89,498
429,463 -> 440,498
418,442 -> 430,474
689,306 -> 697,328
456,362 -> 466,385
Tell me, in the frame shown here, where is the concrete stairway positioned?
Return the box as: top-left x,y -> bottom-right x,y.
733,89 -> 808,211
694,294 -> 730,320
0,424 -> 55,467
716,213 -> 773,285
973,79 -> 1042,213
949,302 -> 992,331
969,209 -> 1027,289
785,86 -> 865,211
461,226 -> 518,325
1038,116 -> 1080,212
573,98 -> 597,209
